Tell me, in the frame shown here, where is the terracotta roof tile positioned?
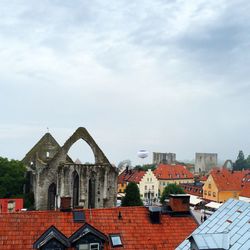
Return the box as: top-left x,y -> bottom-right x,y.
154,164 -> 194,180
118,169 -> 146,184
210,168 -> 250,191
0,207 -> 197,250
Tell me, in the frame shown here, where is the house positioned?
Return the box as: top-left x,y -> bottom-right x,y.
0,198 -> 23,213
0,196 -> 197,250
202,168 -> 250,202
118,168 -> 159,202
154,164 -> 194,195
176,199 -> 250,250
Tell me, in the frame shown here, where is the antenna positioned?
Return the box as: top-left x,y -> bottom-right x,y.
47,127 -> 49,133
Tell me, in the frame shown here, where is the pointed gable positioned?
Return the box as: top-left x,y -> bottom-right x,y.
33,225 -> 70,249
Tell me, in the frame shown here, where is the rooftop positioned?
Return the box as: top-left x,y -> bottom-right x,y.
154,164 -> 194,180
0,206 -> 197,250
210,168 -> 250,191
177,199 -> 250,250
118,169 -> 146,184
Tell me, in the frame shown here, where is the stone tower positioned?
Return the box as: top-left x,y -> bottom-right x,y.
195,153 -> 218,174
23,127 -> 118,210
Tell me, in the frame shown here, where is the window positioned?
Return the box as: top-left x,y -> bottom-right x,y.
208,191 -> 211,196
78,243 -> 99,250
110,234 -> 123,247
204,191 -> 207,195
147,178 -> 149,182
213,192 -> 216,197
208,184 -> 211,189
145,185 -> 147,190
152,185 -> 154,190
90,243 -> 99,250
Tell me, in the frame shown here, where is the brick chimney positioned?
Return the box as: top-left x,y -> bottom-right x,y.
60,197 -> 71,212
169,194 -> 190,212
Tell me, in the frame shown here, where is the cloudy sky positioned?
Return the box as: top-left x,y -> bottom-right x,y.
1,0 -> 250,165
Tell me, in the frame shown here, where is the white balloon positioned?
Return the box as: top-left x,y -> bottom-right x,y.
137,150 -> 149,159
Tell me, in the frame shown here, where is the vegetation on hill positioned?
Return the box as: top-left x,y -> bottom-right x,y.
121,182 -> 143,206
233,150 -> 250,170
160,183 -> 185,204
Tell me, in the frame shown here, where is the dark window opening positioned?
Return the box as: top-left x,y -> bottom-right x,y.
73,171 -> 80,208
48,183 -> 56,210
88,179 -> 96,208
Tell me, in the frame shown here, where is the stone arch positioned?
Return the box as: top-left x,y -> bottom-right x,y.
54,127 -> 110,164
72,170 -> 80,208
48,183 -> 56,210
223,159 -> 233,169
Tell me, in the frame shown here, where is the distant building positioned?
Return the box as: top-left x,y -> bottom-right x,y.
0,196 -> 197,250
153,164 -> 194,195
0,198 -> 23,213
177,199 -> 250,250
203,168 -> 250,202
194,153 -> 218,173
180,183 -> 203,197
118,169 -> 159,202
153,152 -> 176,164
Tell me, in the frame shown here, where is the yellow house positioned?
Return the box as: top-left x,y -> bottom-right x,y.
203,168 -> 249,202
153,164 -> 194,195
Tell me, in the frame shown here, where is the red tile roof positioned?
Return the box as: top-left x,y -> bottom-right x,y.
118,169 -> 146,184
154,164 -> 194,180
210,168 -> 250,191
240,173 -> 250,197
0,206 -> 197,250
180,183 -> 203,197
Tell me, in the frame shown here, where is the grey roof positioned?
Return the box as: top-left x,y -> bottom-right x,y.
176,199 -> 250,250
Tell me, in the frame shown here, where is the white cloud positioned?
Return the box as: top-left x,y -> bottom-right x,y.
0,0 -> 250,165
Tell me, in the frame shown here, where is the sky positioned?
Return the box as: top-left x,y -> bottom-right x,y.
1,0 -> 250,166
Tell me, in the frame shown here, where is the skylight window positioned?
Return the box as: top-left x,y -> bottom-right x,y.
109,234 -> 123,247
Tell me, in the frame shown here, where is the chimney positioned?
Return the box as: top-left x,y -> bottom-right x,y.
148,206 -> 161,224
169,194 -> 190,213
60,197 -> 72,212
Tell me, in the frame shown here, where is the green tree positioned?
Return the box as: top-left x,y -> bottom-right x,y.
0,157 -> 26,198
233,150 -> 248,170
121,182 -> 143,206
160,183 -> 185,204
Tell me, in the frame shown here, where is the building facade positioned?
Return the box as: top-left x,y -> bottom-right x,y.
153,152 -> 176,164
23,127 -> 118,210
194,153 -> 218,174
118,169 -> 159,202
154,164 -> 194,195
202,168 -> 250,202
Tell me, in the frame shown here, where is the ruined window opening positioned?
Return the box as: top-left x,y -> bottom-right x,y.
48,183 -> 56,210
67,139 -> 95,164
73,171 -> 80,208
88,178 -> 96,209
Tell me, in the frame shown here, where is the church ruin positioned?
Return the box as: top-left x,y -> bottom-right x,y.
23,127 -> 118,210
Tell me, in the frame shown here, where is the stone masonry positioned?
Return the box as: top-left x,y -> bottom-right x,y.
23,127 -> 118,210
